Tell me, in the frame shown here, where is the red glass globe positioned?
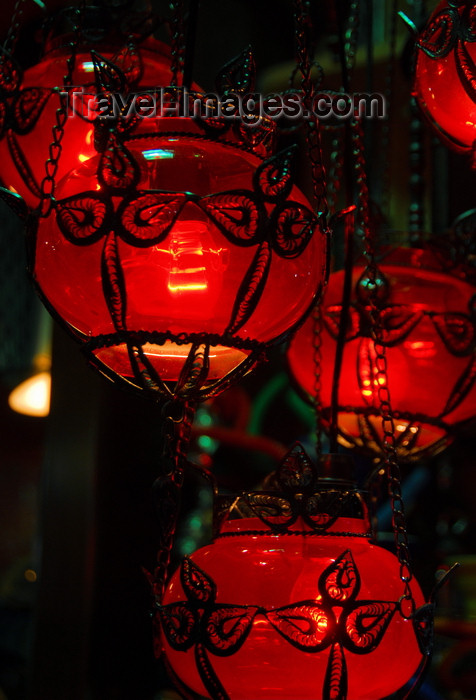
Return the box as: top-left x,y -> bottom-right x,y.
31,121 -> 327,391
0,37 -> 174,206
160,515 -> 424,700
413,1 -> 476,155
288,247 -> 476,460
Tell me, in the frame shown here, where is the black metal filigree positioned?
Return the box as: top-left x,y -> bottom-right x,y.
159,557 -> 260,699
215,444 -> 367,535
50,135 -> 318,346
158,550 -> 399,700
417,1 -> 476,102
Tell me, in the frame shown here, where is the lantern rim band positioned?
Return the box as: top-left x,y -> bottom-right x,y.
215,529 -> 373,539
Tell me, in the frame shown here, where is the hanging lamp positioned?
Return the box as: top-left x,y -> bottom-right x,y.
413,0 -> 476,161
155,444 -> 429,700
0,4 -> 328,402
288,245 -> 476,461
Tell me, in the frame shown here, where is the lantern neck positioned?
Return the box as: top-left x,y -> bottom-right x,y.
214,451 -> 372,539
217,514 -> 372,538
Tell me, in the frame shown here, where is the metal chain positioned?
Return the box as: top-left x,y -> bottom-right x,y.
325,0 -> 360,216
312,302 -> 323,457
153,399 -> 197,601
2,0 -> 25,54
352,118 -> 415,618
292,0 -> 329,457
36,11 -> 84,219
344,0 -> 360,87
292,0 -> 328,221
380,0 -> 399,222
169,0 -> 186,87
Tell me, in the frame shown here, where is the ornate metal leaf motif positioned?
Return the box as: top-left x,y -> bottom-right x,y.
266,603 -> 333,651
98,138 -> 140,190
418,8 -> 456,58
379,306 -> 423,346
455,38 -> 476,101
237,119 -> 275,155
181,557 -> 216,605
176,342 -> 210,395
432,313 -> 475,355
102,231 -> 127,331
159,603 -> 197,651
323,305 -> 360,341
194,643 -> 230,700
304,494 -> 339,531
441,354 -> 476,416
276,443 -> 314,491
320,551 -> 359,605
91,49 -> 126,93
253,147 -> 296,202
118,192 -> 187,246
412,602 -> 435,656
343,601 -> 396,654
6,131 -> 42,198
199,193 -> 262,246
205,606 -> 260,655
324,643 -> 347,700
226,240 -> 271,335
246,493 -> 294,531
13,88 -> 50,133
215,46 -> 255,94
56,193 -> 110,244
0,54 -> 20,93
271,203 -> 315,259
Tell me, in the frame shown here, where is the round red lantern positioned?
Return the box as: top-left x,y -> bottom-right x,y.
29,115 -> 327,397
413,0 -> 476,156
158,447 -> 426,700
0,36 -> 175,207
287,247 -> 476,460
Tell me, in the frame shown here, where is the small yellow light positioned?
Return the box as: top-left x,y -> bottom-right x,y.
8,371 -> 51,417
24,569 -> 38,583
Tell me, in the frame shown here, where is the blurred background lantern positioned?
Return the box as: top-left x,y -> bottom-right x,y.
288,246 -> 476,461
413,0 -> 476,159
158,447 -> 427,700
0,16 -> 177,207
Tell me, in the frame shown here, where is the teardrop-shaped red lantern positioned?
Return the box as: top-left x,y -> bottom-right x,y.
413,0 -> 476,156
288,247 -> 476,460
157,448 -> 426,699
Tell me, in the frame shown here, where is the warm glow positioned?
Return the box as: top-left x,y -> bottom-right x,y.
8,371 -> 51,417
168,282 -> 208,292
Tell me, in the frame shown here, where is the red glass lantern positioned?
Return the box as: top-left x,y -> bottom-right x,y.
158,448 -> 426,700
29,114 -> 326,396
288,247 -> 476,460
413,0 -> 476,156
0,36 -> 176,207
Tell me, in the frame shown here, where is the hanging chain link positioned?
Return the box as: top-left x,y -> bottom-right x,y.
169,0 -> 186,87
312,302 -> 323,456
2,0 -> 25,54
292,0 -> 328,222
153,399 -> 197,601
380,0 -> 399,222
36,11 -> 84,219
352,118 -> 415,617
292,0 -> 330,457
